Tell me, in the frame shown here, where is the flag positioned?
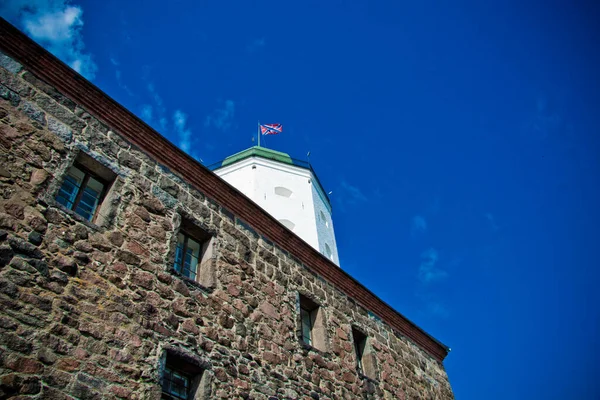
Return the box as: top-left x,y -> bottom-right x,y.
260,123 -> 283,135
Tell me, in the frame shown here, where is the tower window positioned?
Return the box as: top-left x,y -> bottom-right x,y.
55,154 -> 116,223
324,243 -> 333,260
319,210 -> 329,227
278,219 -> 295,231
274,186 -> 293,198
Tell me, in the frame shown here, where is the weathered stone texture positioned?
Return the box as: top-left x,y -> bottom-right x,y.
0,51 -> 453,400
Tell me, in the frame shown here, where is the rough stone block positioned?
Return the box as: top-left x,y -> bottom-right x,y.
0,52 -> 22,73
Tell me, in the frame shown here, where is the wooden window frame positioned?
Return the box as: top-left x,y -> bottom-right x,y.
172,218 -> 215,289
55,155 -> 116,223
161,350 -> 208,400
298,294 -> 327,351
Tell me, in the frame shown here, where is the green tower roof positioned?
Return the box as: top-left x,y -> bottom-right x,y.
210,146 -> 332,211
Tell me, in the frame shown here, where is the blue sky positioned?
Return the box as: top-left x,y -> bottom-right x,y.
2,1 -> 600,398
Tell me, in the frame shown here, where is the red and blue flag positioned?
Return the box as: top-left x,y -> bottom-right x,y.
260,123 -> 283,135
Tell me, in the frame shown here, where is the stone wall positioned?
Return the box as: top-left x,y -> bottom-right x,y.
0,44 -> 454,400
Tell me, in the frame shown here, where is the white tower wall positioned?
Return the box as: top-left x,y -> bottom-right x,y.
214,153 -> 339,265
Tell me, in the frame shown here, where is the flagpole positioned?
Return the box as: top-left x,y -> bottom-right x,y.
257,121 -> 261,147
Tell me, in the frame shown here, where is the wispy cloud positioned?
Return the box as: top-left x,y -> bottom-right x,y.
173,110 -> 192,153
418,248 -> 448,284
136,68 -> 198,159
147,83 -> 167,129
411,215 -> 427,237
204,100 -> 235,132
427,301 -> 450,318
246,38 -> 266,53
110,56 -> 134,97
1,0 -> 97,79
140,71 -> 168,131
340,180 -> 368,204
140,104 -> 153,122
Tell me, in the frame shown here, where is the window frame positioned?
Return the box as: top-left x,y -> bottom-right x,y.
171,217 -> 216,289
160,348 -> 209,400
162,364 -> 192,400
351,326 -> 378,380
298,294 -> 327,351
174,231 -> 203,281
300,302 -> 317,346
55,155 -> 116,224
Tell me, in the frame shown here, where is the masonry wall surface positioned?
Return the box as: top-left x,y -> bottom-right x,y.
0,38 -> 454,400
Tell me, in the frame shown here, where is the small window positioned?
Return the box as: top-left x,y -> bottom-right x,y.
174,233 -> 202,281
324,243 -> 333,260
278,219 -> 295,231
161,350 -> 206,400
319,210 -> 329,227
299,294 -> 327,351
55,154 -> 116,223
352,328 -> 367,373
173,219 -> 214,287
274,186 -> 293,198
300,300 -> 317,346
352,327 -> 377,379
162,365 -> 191,399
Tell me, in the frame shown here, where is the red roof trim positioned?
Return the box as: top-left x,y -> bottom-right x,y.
0,18 -> 448,361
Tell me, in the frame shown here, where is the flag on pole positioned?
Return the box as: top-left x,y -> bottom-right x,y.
260,123 -> 283,135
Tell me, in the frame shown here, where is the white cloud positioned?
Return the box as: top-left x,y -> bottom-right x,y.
204,100 -> 235,132
173,110 -> 192,153
411,215 -> 427,236
1,0 -> 97,79
418,248 -> 448,284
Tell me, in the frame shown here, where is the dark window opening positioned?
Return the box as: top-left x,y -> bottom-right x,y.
352,328 -> 367,373
351,327 -> 377,379
161,351 -> 205,400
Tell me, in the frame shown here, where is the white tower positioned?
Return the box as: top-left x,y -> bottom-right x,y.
212,146 -> 339,265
